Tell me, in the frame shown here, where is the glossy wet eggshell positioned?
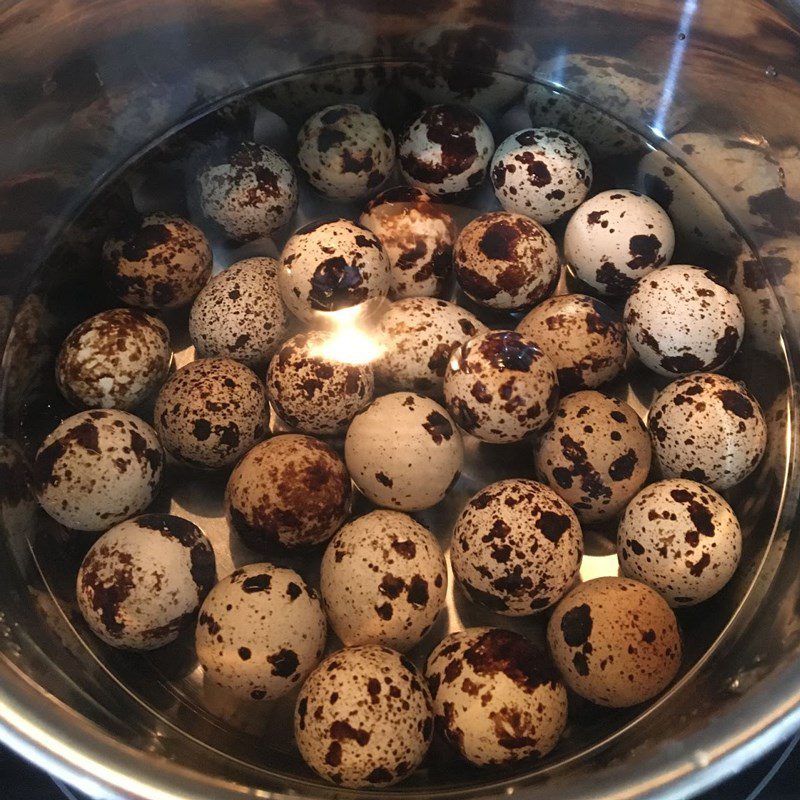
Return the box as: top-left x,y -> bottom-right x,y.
647,373 -> 767,490
451,479 -> 582,616
624,265 -> 745,377
321,510 -> 447,652
564,189 -> 675,295
547,577 -> 682,708
345,392 -> 463,511
295,645 -> 433,788
534,391 -> 652,524
196,563 -> 326,701
33,409 -> 164,532
226,434 -> 352,551
77,514 -> 216,649
426,627 -> 568,766
453,212 -> 561,311
444,330 -> 559,443
56,308 -> 171,410
154,358 -> 268,469
617,479 -> 742,607
490,128 -> 592,224
516,294 -> 627,393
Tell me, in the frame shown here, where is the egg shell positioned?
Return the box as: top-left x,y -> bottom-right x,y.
516,294 -> 627,393
76,514 -> 216,649
189,257 -> 289,367
198,142 -> 298,241
295,645 -> 433,788
154,358 -> 268,469
321,510 -> 447,652
564,189 -> 675,296
647,373 -> 767,490
376,297 -> 487,395
345,392 -> 463,511
451,479 -> 582,616
534,391 -> 652,524
399,104 -> 494,196
547,576 -> 682,708
453,212 -> 561,311
267,330 -> 374,434
196,563 -> 326,701
297,104 -> 395,201
624,265 -> 745,377
426,627 -> 568,766
490,128 -> 592,224
33,409 -> 164,532
444,330 -> 559,443
617,479 -> 742,606
102,214 -> 212,309
278,219 -> 391,323
226,434 -> 351,551
359,186 -> 456,300
56,308 -> 171,410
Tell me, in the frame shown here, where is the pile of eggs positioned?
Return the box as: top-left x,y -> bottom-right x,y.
30,95 -> 767,789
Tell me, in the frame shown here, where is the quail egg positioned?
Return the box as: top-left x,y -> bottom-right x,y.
453,212 -> 561,311
295,645 -> 433,788
534,391 -> 652,524
345,392 -> 463,511
77,514 -> 216,649
426,627 -> 568,766
33,409 -> 164,532
547,577 -> 682,708
196,563 -> 326,700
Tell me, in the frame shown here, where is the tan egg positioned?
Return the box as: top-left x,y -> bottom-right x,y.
426,627 -> 567,766
534,391 -> 651,523
226,434 -> 351,552
295,645 -> 433,788
102,214 -> 211,308
547,577 -> 682,708
56,308 -> 171,410
321,511 -> 447,652
517,294 -> 627,393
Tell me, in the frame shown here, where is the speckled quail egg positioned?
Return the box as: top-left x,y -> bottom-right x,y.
226,434 -> 351,552
454,212 -> 561,311
617,479 -> 742,607
517,294 -> 627,393
278,219 -> 391,323
564,190 -> 675,296
297,104 -> 395,200
426,627 -> 568,766
399,104 -> 494,196
76,514 -> 216,649
547,577 -> 682,708
102,214 -> 212,308
295,645 -> 433,788
647,373 -> 767,490
56,308 -> 171,410
376,297 -> 487,395
345,392 -> 463,511
321,511 -> 446,652
359,186 -> 456,300
197,142 -> 298,241
534,391 -> 652,524
444,330 -> 559,443
189,257 -> 289,367
451,479 -> 582,615
490,128 -> 592,224
33,409 -> 164,531
196,563 -> 326,700
624,265 -> 745,377
154,358 -> 268,469
267,331 -> 374,434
